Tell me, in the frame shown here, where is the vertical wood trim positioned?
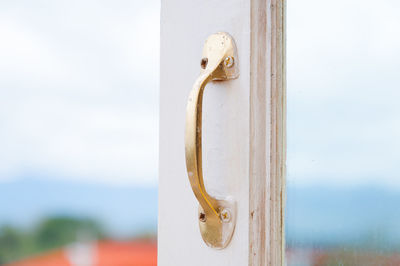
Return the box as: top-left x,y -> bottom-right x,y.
249,0 -> 286,265
249,0 -> 268,264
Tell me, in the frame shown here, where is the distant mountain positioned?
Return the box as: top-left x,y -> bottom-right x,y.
286,184 -> 400,250
0,178 -> 157,238
2,178 -> 400,249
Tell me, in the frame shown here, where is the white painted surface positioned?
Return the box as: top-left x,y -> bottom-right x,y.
159,0 -> 251,265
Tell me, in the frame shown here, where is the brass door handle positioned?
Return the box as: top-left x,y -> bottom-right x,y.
185,32 -> 239,249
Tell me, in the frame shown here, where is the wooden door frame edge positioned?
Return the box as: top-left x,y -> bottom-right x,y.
249,0 -> 286,265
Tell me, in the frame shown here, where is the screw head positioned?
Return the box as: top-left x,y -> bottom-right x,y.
200,58 -> 208,69
199,212 -> 207,222
223,56 -> 234,68
220,209 -> 231,223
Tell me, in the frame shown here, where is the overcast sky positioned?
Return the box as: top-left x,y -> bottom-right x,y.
0,0 -> 160,185
287,0 -> 400,188
0,0 -> 399,188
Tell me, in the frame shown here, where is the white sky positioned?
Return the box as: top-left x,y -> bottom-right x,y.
0,0 -> 399,187
287,0 -> 400,188
0,0 -> 160,185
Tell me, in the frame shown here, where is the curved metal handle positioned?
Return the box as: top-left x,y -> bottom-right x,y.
185,32 -> 239,249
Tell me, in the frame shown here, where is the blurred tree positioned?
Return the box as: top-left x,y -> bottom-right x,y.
0,216 -> 105,264
34,216 -> 104,252
0,226 -> 26,264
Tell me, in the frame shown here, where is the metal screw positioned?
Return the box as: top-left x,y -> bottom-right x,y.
199,212 -> 207,222
220,209 -> 231,223
223,56 -> 234,68
200,58 -> 208,69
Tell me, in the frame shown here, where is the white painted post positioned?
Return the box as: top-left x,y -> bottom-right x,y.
159,1 -> 285,265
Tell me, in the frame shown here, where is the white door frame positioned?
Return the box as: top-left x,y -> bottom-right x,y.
249,0 -> 286,265
159,0 -> 285,265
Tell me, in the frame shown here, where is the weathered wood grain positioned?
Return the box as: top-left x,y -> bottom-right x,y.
249,0 -> 286,265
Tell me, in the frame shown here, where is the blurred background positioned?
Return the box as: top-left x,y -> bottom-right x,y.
286,0 -> 400,265
2,0 -> 400,266
0,0 -> 159,265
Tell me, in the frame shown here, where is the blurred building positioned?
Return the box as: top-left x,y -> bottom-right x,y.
286,248 -> 400,266
5,240 -> 157,266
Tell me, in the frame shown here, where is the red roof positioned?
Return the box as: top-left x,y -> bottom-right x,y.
6,240 -> 157,266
